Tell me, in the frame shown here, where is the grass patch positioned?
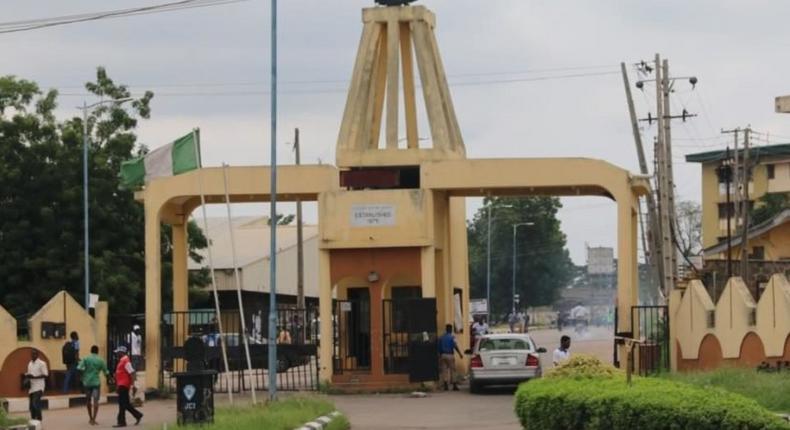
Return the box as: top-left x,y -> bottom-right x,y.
325,414 -> 350,430
182,396 -> 335,430
0,411 -> 26,428
663,367 -> 790,413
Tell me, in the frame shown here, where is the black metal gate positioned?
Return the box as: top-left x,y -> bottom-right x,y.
333,298 -> 371,374
160,308 -> 319,393
383,298 -> 438,382
107,314 -> 145,373
630,305 -> 669,375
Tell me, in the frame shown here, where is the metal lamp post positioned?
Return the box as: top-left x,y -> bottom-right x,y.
78,97 -> 132,310
511,222 -> 534,314
485,202 -> 512,318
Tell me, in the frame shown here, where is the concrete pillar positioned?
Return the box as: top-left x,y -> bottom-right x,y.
668,288 -> 683,371
421,246 -> 436,298
616,195 -> 639,364
318,249 -> 334,382
144,204 -> 161,391
172,222 -> 189,313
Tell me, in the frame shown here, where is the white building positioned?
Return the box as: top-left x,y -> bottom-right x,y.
188,216 -> 320,304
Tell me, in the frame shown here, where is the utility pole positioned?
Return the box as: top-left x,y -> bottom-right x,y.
293,128 -> 305,310
621,61 -> 663,294
740,127 -> 751,287
722,128 -> 740,278
716,147 -> 734,280
654,53 -> 675,297
637,54 -> 697,297
661,59 -> 678,286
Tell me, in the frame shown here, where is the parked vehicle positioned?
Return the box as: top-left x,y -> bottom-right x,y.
467,333 -> 546,393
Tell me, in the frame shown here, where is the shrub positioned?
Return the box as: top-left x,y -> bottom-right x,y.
546,354 -> 623,379
515,376 -> 790,430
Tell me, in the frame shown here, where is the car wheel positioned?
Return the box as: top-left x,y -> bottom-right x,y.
470,380 -> 483,394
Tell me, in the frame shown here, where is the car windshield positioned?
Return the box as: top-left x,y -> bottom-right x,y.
479,337 -> 532,351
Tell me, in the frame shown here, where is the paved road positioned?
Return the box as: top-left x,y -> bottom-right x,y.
333,388 -> 521,430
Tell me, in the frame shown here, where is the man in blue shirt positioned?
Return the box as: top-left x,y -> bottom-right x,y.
438,324 -> 462,391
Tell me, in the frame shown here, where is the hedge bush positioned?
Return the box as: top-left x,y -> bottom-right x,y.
515,375 -> 790,430
545,354 -> 622,379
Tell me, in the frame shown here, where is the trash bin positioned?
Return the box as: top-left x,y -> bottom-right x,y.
175,369 -> 217,425
175,336 -> 217,425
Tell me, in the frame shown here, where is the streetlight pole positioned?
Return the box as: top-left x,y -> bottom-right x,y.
511,222 -> 534,315
78,97 -> 132,310
485,202 -> 512,317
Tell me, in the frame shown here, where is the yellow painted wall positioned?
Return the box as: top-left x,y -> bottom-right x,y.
319,189 -> 433,249
671,274 -> 790,367
701,163 -> 720,249
0,292 -> 109,396
708,219 -> 790,260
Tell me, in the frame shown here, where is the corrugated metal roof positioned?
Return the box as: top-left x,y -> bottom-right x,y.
685,143 -> 790,164
704,208 -> 790,255
187,216 -> 318,270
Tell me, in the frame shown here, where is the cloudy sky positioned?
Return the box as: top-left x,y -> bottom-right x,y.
3,0 -> 790,264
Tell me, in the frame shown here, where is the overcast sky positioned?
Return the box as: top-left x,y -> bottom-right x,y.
3,0 -> 790,264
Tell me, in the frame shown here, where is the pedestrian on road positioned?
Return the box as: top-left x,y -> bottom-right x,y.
553,335 -> 571,366
62,331 -> 80,393
25,349 -> 48,423
129,325 -> 143,371
508,312 -> 518,333
438,324 -> 462,391
113,346 -> 143,428
78,345 -> 110,426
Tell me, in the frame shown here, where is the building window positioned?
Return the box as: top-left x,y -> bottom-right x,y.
718,202 -> 734,219
767,164 -> 775,179
750,246 -> 765,260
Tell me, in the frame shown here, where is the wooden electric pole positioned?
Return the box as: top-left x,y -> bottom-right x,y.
654,53 -> 675,297
621,61 -> 663,294
294,128 -> 305,310
722,127 -> 741,278
740,127 -> 751,285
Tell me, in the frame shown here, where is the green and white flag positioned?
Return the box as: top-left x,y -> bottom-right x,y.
120,130 -> 201,189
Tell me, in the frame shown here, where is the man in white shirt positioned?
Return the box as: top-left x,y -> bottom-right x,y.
552,335 -> 571,366
130,325 -> 143,370
26,349 -> 49,422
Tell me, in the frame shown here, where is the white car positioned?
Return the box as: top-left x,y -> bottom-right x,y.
468,333 -> 547,393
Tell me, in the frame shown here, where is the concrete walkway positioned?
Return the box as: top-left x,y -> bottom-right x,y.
332,389 -> 521,430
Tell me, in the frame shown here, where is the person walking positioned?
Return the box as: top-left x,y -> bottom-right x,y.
78,345 -> 110,426
129,325 -> 143,371
437,324 -> 462,391
25,349 -> 48,423
113,346 -> 143,428
552,335 -> 571,366
62,331 -> 80,393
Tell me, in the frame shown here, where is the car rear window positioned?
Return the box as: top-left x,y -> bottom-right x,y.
479,338 -> 532,351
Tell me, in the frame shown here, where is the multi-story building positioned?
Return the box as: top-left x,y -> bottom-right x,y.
686,143 -> 790,296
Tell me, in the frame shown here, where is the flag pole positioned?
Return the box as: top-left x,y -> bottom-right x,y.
268,0 -> 279,401
221,163 -> 258,404
192,128 -> 234,404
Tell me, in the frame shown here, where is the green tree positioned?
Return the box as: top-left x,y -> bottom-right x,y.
751,193 -> 790,226
0,69 -> 207,317
267,213 -> 295,225
467,196 -> 574,317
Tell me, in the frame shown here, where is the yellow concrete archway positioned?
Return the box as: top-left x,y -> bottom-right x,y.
134,4 -> 649,390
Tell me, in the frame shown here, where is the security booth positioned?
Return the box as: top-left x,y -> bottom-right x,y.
175,337 -> 216,425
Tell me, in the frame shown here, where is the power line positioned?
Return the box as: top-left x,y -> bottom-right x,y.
55,70 -> 621,98
0,0 -> 249,34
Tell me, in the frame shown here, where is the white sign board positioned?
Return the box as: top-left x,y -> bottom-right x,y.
351,204 -> 395,227
470,298 -> 488,315
340,302 -> 352,312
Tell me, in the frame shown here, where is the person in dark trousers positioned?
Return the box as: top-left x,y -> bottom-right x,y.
78,345 -> 110,426
113,346 -> 143,428
26,349 -> 48,422
63,331 -> 80,393
438,324 -> 463,391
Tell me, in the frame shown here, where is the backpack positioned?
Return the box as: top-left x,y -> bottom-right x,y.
62,341 -> 76,365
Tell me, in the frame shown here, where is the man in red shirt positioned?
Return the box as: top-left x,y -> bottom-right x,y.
113,346 -> 143,428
